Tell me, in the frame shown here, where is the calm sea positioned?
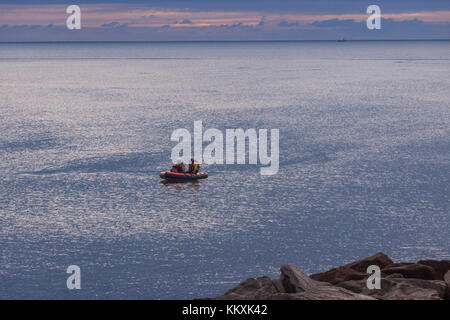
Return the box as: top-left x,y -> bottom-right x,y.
0,41 -> 449,299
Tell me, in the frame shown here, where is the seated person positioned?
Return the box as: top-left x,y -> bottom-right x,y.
193,161 -> 199,174
189,158 -> 200,174
188,158 -> 195,173
172,159 -> 185,173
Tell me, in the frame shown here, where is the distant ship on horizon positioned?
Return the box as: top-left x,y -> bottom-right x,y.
337,37 -> 346,42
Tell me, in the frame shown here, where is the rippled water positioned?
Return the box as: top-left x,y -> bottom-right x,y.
0,41 -> 449,299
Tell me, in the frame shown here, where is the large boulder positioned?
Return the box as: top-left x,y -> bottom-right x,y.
417,260 -> 450,280
345,252 -> 393,272
202,254 -> 450,300
274,264 -> 374,300
311,252 -> 393,285
382,263 -> 436,280
210,264 -> 374,300
337,275 -> 447,300
265,285 -> 375,300
309,266 -> 367,285
280,264 -> 316,293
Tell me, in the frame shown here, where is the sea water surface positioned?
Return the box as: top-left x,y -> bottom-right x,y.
0,41 -> 449,299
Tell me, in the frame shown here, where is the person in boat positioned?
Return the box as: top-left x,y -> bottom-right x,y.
179,161 -> 185,173
172,159 -> 185,173
188,158 -> 200,174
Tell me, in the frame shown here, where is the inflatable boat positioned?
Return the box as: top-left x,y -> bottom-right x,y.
160,171 -> 208,182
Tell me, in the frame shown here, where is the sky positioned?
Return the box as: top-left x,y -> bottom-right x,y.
0,0 -> 449,41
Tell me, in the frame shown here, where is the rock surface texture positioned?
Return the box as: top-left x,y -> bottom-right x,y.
204,253 -> 450,300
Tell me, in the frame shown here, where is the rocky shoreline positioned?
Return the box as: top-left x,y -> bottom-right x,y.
203,253 -> 450,300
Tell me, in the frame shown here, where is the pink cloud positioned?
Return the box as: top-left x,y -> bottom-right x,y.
0,4 -> 448,29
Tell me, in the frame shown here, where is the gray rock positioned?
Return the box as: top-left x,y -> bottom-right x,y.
271,278 -> 286,293
278,264 -> 374,300
311,252 -> 393,285
280,264 -> 316,293
445,271 -> 450,287
202,254 -> 450,300
417,260 -> 450,280
211,264 -> 374,300
338,277 -> 447,300
345,252 -> 393,273
212,276 -> 281,300
382,263 -> 436,280
266,285 -> 375,300
444,271 -> 450,300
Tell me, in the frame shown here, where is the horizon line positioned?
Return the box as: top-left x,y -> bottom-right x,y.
1,39 -> 449,44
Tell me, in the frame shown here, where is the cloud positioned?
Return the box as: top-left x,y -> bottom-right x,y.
2,0 -> 450,15
305,17 -> 449,40
101,21 -> 129,28
177,19 -> 192,24
311,19 -> 359,28
0,4 -> 448,41
220,22 -> 244,29
258,16 -> 266,26
381,18 -> 425,28
101,21 -> 120,28
278,19 -> 300,27
0,24 -> 43,30
309,17 -> 429,30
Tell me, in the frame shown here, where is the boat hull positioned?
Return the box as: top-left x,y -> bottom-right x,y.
160,171 -> 208,182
